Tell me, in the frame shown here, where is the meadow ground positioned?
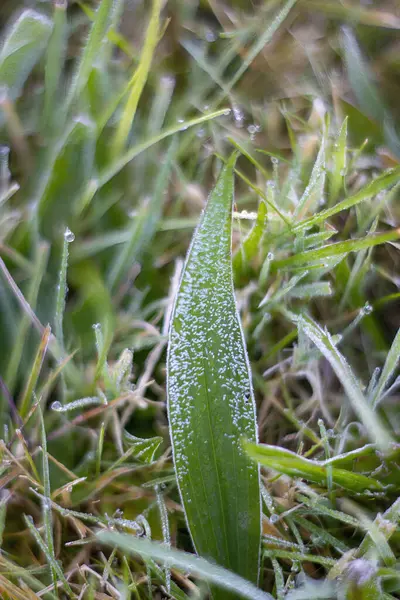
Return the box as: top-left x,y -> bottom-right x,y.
0,0 -> 400,598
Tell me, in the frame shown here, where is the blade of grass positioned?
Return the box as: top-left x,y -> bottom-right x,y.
226,0 -> 298,91
244,442 -> 384,492
167,155 -> 261,595
54,227 -> 74,352
292,167 -> 400,233
37,404 -> 58,594
18,325 -> 51,420
108,138 -> 177,290
0,10 -> 52,100
41,0 -> 67,137
369,327 -> 400,409
5,241 -> 49,394
96,109 -> 230,190
63,0 -> 115,118
273,228 -> 400,269
329,117 -> 348,205
111,0 -> 163,156
97,532 -> 273,600
23,514 -> 73,596
291,312 -> 393,451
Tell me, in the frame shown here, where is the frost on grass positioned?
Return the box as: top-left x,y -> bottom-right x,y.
167,158 -> 260,585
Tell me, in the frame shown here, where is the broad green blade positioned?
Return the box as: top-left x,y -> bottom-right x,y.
167,156 -> 261,597
0,10 -> 52,100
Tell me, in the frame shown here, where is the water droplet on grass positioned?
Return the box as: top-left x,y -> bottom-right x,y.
64,227 -> 75,242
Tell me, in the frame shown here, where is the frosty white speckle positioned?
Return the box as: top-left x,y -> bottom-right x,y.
167,156 -> 261,587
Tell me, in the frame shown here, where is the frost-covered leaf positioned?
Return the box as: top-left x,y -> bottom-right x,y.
123,431 -> 162,464
167,155 -> 261,597
292,313 -> 393,451
97,532 -> 272,600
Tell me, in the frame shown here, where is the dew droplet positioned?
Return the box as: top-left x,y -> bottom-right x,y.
51,401 -> 63,411
205,29 -> 217,42
362,302 -> 373,315
267,252 -> 274,260
232,104 -> 244,128
64,227 -> 75,243
270,513 -> 279,524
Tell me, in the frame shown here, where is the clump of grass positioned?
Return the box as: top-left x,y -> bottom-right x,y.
0,0 -> 400,599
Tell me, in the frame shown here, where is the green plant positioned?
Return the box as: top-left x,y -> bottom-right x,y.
0,0 -> 400,598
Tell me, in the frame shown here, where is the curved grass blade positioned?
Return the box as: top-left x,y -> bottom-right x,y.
0,10 -> 52,100
167,155 -> 261,597
244,442 -> 384,493
292,313 -> 393,451
97,532 -> 272,600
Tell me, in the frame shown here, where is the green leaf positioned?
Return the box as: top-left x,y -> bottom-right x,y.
123,431 -> 162,464
233,200 -> 266,277
63,0 -> 115,117
273,228 -> 400,270
244,442 -> 384,493
107,138 -> 177,290
329,117 -> 348,205
369,327 -> 400,409
97,532 -> 272,600
0,10 -> 52,100
291,313 -> 393,451
292,167 -> 400,233
167,155 -> 261,596
111,0 -> 163,155
342,28 -> 385,125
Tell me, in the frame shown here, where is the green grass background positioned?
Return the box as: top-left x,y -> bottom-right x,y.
0,0 -> 399,598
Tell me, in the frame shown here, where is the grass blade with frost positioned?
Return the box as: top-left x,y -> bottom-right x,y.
291,312 -> 392,451
370,327 -> 400,409
98,532 -> 272,600
167,155 -> 261,597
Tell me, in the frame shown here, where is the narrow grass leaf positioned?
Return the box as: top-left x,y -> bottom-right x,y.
63,0 -> 114,117
5,242 -> 49,394
123,431 -> 162,464
244,442 -> 384,492
0,10 -> 52,99
108,138 -> 177,290
37,405 -> 58,593
274,228 -> 400,269
98,532 -> 272,600
370,327 -> 400,409
293,313 -> 393,451
292,167 -> 400,233
342,28 -> 385,125
226,0 -> 297,90
18,325 -> 51,420
112,0 -> 163,156
329,117 -> 348,204
167,156 -> 261,594
233,200 -> 266,278
54,227 -> 74,352
23,514 -> 73,596
295,134 -> 326,218
97,109 -> 230,189
41,0 -> 67,136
